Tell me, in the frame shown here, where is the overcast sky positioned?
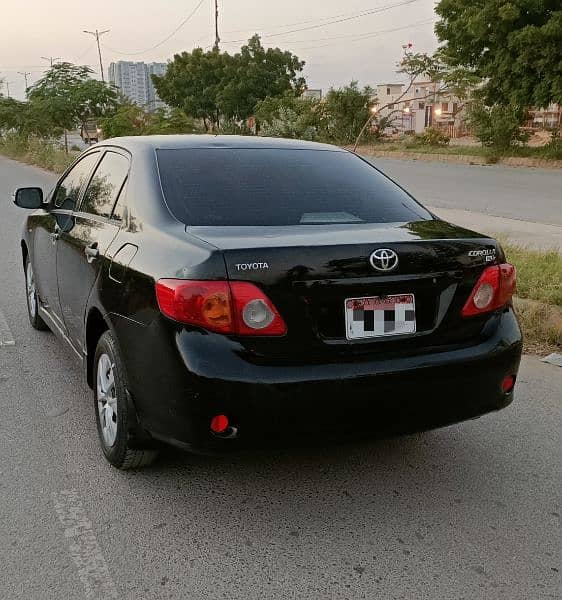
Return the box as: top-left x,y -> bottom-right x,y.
0,0 -> 438,100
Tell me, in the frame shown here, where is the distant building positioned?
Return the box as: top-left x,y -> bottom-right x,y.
303,88 -> 322,100
375,81 -> 468,137
146,63 -> 167,111
108,61 -> 167,111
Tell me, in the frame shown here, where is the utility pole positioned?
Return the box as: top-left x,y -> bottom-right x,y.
83,28 -> 110,82
41,56 -> 61,67
18,71 -> 31,95
213,0 -> 220,51
2,80 -> 14,98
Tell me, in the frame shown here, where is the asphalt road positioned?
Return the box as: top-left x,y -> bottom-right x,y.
1,156 -> 561,599
366,157 -> 562,226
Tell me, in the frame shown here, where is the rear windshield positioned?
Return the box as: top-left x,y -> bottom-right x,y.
156,148 -> 432,226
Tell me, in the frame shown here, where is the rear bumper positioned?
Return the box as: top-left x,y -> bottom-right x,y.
124,309 -> 522,452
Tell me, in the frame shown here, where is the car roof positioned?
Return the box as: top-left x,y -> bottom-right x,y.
97,134 -> 342,153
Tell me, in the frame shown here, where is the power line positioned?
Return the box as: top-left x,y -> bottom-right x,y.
221,0 -> 422,44
74,42 -> 96,63
222,3 -> 401,35
103,0 -> 206,56
83,29 -> 110,81
291,19 -> 436,50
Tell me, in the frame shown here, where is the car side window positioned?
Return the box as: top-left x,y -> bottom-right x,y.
53,153 -> 100,210
80,151 -> 130,219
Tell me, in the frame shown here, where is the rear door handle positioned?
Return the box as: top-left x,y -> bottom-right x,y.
84,243 -> 99,263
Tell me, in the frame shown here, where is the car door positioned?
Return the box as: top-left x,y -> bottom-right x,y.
56,149 -> 131,351
32,152 -> 101,330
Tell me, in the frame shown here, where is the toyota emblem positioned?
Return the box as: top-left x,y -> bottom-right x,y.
369,248 -> 399,272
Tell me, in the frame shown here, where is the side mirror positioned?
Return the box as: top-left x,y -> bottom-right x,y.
13,187 -> 44,209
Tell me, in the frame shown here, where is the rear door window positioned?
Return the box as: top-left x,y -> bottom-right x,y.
156,148 -> 431,226
80,151 -> 130,219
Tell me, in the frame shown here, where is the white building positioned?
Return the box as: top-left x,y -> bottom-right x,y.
108,61 -> 167,111
303,88 -> 322,100
375,81 -> 467,136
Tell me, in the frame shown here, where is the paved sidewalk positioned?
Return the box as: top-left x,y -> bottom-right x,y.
429,206 -> 562,252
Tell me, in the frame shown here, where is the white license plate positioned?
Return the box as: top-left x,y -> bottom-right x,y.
345,294 -> 416,340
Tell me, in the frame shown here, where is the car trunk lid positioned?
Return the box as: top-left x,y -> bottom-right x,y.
187,220 -> 502,357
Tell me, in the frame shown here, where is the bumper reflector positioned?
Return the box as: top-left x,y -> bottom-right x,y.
502,375 -> 516,393
210,414 -> 229,434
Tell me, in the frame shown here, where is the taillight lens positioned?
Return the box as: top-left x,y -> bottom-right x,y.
230,282 -> 287,335
156,279 -> 286,336
461,263 -> 516,317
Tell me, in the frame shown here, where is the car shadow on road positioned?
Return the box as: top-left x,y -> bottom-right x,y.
116,421 -> 512,527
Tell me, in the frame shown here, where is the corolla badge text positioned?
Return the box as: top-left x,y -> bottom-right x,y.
468,248 -> 496,262
235,262 -> 270,271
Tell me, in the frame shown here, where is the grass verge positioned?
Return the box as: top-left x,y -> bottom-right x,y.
502,243 -> 562,354
359,140 -> 562,165
0,134 -> 77,174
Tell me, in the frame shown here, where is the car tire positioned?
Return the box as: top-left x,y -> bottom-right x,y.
25,256 -> 49,331
94,330 -> 158,469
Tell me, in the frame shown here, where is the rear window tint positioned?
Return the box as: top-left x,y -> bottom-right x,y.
156,148 -> 432,226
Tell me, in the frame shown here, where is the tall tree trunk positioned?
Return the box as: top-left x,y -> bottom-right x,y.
64,130 -> 68,154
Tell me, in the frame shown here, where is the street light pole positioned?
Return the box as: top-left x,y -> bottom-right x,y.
17,71 -> 31,95
83,29 -> 110,82
41,56 -> 61,67
213,0 -> 220,51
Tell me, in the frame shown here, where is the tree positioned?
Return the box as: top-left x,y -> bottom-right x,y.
152,48 -> 231,131
98,104 -> 148,138
255,92 -> 323,140
143,107 -> 199,135
27,62 -> 119,146
435,0 -> 562,108
218,35 -> 306,121
152,36 -> 306,129
99,104 -> 199,139
0,96 -> 57,137
323,82 -> 374,145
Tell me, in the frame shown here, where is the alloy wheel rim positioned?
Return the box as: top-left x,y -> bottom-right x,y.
97,353 -> 118,447
26,261 -> 37,318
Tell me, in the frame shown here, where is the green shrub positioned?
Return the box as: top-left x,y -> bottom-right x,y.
540,136 -> 562,160
402,127 -> 450,149
417,127 -> 450,147
468,101 -> 529,152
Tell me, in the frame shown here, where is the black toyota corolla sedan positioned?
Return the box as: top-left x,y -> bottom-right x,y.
13,135 -> 522,468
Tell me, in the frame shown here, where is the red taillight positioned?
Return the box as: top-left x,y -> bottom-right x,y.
461,263 -> 516,318
155,279 -> 287,336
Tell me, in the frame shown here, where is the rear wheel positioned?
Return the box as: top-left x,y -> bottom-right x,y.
25,257 -> 49,331
94,331 -> 158,469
